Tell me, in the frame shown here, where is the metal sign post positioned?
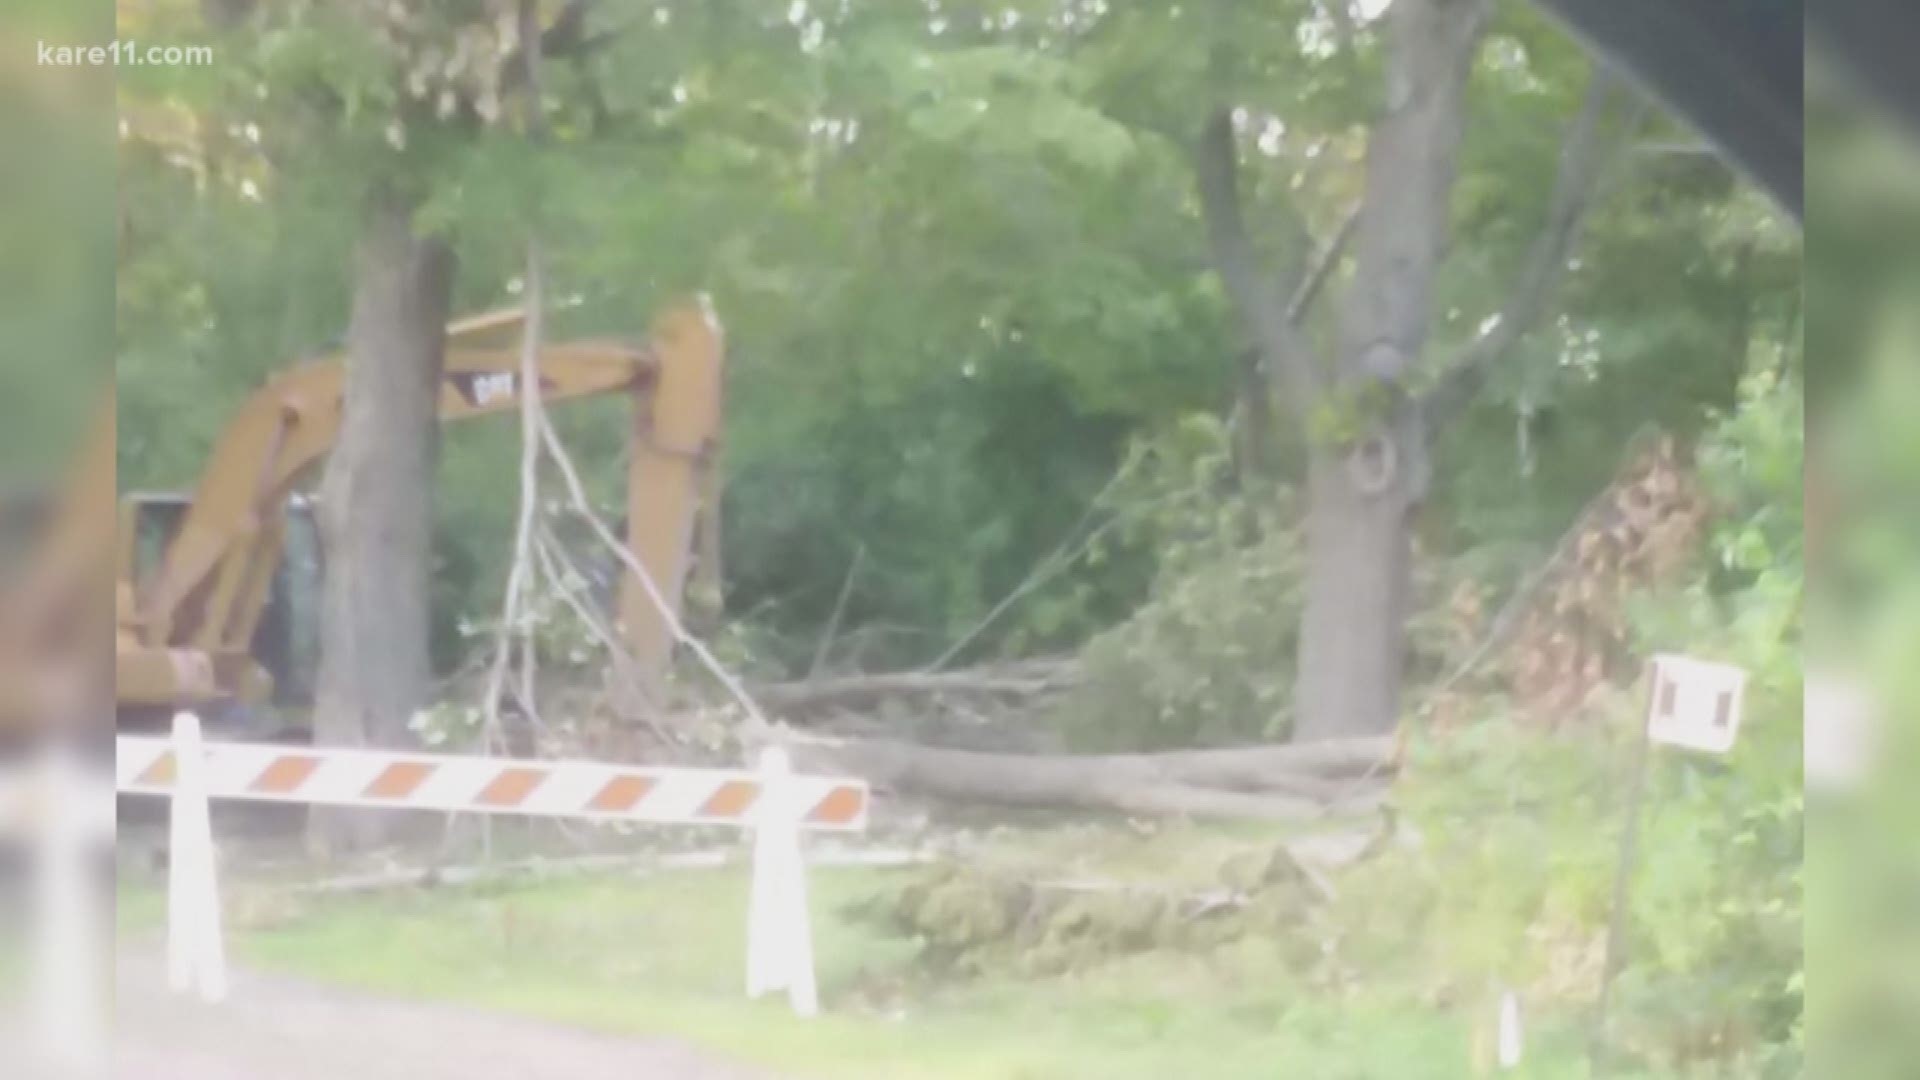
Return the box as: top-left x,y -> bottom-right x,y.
1591,655 -> 1747,1069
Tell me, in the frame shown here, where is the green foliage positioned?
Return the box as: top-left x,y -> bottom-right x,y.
1366,372 -> 1805,1074
114,0 -> 1793,694
1054,418 -> 1303,750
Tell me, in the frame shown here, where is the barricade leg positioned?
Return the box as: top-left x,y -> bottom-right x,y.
165,712 -> 227,1002
746,747 -> 818,1017
28,746 -> 107,1071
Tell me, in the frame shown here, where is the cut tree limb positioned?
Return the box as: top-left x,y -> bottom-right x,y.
480,0 -> 553,753
779,733 -> 1393,821
537,404 -> 774,732
753,661 -> 1081,713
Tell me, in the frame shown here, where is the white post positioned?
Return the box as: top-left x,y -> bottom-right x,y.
28,746 -> 107,1072
1497,989 -> 1523,1069
166,711 -> 227,1002
745,746 -> 818,1017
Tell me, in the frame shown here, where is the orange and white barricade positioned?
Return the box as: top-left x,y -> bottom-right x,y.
117,713 -> 870,1017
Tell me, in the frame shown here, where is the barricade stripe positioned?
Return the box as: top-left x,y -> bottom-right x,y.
251,754 -> 320,795
808,785 -> 866,827
646,772 -> 718,822
364,761 -> 433,800
308,756 -> 389,804
137,751 -> 176,788
522,765 -> 602,814
587,774 -> 654,812
476,766 -> 547,808
698,779 -> 760,819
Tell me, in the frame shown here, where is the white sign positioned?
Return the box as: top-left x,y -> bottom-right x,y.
1646,654 -> 1747,754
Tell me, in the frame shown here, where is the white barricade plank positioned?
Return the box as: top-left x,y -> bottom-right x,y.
116,735 -> 869,831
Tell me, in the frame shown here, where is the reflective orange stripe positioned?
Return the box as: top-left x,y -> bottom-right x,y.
807,785 -> 866,826
476,767 -> 547,807
697,779 -> 759,819
136,751 -> 175,787
363,761 -> 433,800
250,754 -> 320,795
587,775 -> 655,812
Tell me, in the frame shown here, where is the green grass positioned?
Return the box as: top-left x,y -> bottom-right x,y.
128,856 -> 1621,1080
117,881 -> 166,936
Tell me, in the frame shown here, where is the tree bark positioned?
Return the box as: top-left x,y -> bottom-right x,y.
753,660 -> 1080,713
781,733 -> 1393,821
1292,0 -> 1487,742
309,189 -> 454,855
1294,438 -> 1426,742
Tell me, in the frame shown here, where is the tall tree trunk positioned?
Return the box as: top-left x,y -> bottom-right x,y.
1291,0 -> 1485,742
1294,439 -> 1420,741
309,189 -> 453,854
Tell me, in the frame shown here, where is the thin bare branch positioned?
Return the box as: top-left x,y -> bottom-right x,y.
808,543 -> 864,678
535,412 -> 775,733
479,0 -> 552,755
1422,67 -> 1646,431
531,523 -> 670,739
479,245 -> 547,745
1285,203 -> 1361,324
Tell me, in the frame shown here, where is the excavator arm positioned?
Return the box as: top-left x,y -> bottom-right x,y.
120,299 -> 723,710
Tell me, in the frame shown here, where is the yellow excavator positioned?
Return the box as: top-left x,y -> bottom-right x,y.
1,299 -> 723,734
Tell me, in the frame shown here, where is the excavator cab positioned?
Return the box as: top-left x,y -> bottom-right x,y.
121,492 -> 323,711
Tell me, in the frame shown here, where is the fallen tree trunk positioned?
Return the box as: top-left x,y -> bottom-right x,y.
753,660 -> 1080,713
781,733 -> 1393,821
1135,737 -> 1396,786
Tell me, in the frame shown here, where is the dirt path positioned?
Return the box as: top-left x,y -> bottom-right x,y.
112,950 -> 779,1080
